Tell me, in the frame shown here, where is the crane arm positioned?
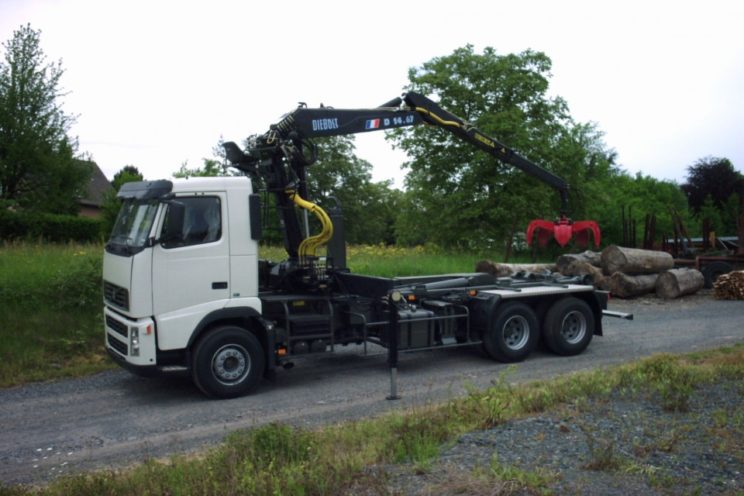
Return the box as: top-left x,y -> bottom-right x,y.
224,92 -> 574,256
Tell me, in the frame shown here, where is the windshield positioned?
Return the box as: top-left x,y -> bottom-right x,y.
107,200 -> 159,253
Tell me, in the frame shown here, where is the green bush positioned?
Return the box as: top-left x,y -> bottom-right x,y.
0,210 -> 103,243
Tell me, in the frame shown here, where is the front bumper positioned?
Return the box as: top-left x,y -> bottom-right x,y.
104,306 -> 157,367
106,347 -> 160,377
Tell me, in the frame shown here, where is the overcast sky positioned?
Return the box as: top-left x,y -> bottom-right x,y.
2,0 -> 743,187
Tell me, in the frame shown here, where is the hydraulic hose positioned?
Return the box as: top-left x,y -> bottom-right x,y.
287,190 -> 334,258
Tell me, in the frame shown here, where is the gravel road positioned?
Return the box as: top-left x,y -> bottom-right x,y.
1,291 -> 743,486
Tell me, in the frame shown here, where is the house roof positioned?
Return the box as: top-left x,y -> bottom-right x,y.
78,160 -> 113,207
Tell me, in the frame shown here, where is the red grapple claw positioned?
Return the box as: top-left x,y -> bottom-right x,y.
526,216 -> 601,248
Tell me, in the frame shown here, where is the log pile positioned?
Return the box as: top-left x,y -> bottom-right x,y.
713,270 -> 744,300
556,250 -> 602,272
475,260 -> 556,277
554,245 -> 705,299
560,260 -> 606,286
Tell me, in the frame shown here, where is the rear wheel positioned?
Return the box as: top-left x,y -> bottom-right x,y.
192,326 -> 265,398
483,302 -> 539,362
542,297 -> 594,356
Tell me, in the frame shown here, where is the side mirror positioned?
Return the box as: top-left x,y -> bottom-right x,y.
159,201 -> 185,246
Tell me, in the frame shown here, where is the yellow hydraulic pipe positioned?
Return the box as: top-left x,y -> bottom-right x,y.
414,107 -> 464,130
287,190 -> 334,258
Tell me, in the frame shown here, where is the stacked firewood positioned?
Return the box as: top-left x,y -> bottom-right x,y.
713,271 -> 744,300
556,246 -> 704,299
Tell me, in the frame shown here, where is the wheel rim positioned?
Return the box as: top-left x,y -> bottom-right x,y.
560,310 -> 587,344
502,315 -> 530,350
212,344 -> 251,386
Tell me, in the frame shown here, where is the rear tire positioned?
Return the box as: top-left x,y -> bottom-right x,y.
192,326 -> 265,399
483,302 -> 538,362
542,297 -> 594,356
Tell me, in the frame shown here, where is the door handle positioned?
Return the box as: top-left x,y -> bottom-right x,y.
212,282 -> 228,290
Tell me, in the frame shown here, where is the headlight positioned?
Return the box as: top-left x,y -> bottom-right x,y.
130,327 -> 140,356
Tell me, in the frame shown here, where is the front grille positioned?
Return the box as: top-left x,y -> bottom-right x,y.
107,334 -> 128,355
103,281 -> 129,310
106,316 -> 128,338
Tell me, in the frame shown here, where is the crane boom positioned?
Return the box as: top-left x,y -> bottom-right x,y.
224,92 -> 599,256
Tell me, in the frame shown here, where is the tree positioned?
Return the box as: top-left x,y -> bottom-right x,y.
0,24 -> 88,213
305,136 -> 398,244
389,45 -> 616,249
172,138 -> 231,178
681,157 -> 743,235
173,158 -> 227,178
681,157 -> 743,213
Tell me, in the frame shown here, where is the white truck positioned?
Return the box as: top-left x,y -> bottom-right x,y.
104,93 -> 630,398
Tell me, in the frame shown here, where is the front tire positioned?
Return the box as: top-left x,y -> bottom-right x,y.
483,302 -> 539,362
192,326 -> 265,398
542,297 -> 594,356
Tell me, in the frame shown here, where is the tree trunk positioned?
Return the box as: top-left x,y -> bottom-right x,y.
503,216 -> 518,263
556,250 -> 601,273
600,245 -> 674,275
601,272 -> 659,298
655,268 -> 704,299
475,260 -> 556,277
560,261 -> 605,286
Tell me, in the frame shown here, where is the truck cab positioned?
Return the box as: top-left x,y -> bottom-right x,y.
103,177 -> 266,391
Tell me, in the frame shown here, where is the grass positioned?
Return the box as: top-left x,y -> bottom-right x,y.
0,307 -> 109,387
0,242 -> 103,308
0,242 -> 110,386
2,345 -> 742,496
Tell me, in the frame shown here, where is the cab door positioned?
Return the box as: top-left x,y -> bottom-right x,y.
152,193 -> 230,350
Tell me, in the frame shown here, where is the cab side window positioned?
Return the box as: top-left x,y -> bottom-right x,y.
162,197 -> 221,248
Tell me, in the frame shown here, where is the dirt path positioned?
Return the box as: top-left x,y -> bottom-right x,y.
1,291 -> 742,486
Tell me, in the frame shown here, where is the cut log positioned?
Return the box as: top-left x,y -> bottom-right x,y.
556,250 -> 602,273
602,272 -> 659,298
561,261 -> 606,287
713,270 -> 744,300
475,260 -> 556,277
655,268 -> 704,299
600,245 -> 674,275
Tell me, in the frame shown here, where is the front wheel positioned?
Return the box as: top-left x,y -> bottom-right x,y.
192,326 -> 265,398
483,302 -> 539,362
542,297 -> 594,356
